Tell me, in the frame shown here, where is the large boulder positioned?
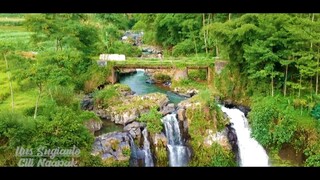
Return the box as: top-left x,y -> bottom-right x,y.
124,121 -> 145,140
177,108 -> 186,121
84,119 -> 103,134
92,132 -> 131,161
81,95 -> 94,111
152,132 -> 168,147
173,87 -> 199,98
94,109 -> 111,120
110,108 -> 140,125
107,93 -> 169,125
161,103 -> 175,115
203,129 -> 231,150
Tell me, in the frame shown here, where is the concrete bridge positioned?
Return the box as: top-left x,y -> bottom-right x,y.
107,59 -> 228,84
109,65 -> 213,84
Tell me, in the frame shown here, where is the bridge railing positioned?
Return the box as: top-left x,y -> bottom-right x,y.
111,58 -> 214,68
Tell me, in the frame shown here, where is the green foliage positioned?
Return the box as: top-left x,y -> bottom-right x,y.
249,96 -> 297,149
122,147 -> 131,157
154,145 -> 168,167
50,85 -> 76,107
153,73 -> 171,82
137,107 -> 163,134
172,39 -> 195,56
108,41 -> 141,57
93,85 -> 120,108
188,69 -> 207,81
209,143 -> 236,166
77,151 -> 104,167
311,104 -> 320,120
103,158 -> 129,167
32,107 -> 94,151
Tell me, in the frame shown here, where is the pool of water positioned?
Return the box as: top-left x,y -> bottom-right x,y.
119,69 -> 187,104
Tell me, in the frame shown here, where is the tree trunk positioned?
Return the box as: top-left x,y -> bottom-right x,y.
284,64 -> 288,96
271,75 -> 274,97
34,85 -> 42,119
49,88 -> 54,101
310,77 -> 313,101
229,13 -> 232,21
56,38 -> 59,51
202,14 -> 208,54
299,74 -> 302,98
193,35 -> 198,56
215,41 -> 219,57
316,48 -> 319,95
4,53 -> 14,112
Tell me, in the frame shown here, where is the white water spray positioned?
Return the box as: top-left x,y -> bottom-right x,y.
162,114 -> 189,167
220,106 -> 270,167
142,128 -> 154,167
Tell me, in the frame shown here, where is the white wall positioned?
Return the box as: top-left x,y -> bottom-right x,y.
99,54 -> 126,61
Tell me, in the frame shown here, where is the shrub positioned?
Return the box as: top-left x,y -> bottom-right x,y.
153,73 -> 171,82
137,107 -> 162,134
108,41 -> 141,57
311,104 -> 320,120
172,39 -> 195,56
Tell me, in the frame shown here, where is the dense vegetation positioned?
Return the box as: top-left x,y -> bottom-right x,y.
1,13 -> 320,167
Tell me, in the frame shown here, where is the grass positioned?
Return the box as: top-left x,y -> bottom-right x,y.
116,57 -> 215,68
0,88 -> 38,113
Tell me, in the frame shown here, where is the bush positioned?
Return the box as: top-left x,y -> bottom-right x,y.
188,69 -> 207,81
172,39 -> 195,56
137,107 -> 163,134
93,85 -> 120,108
108,41 -> 141,57
50,85 -> 76,107
311,104 -> 320,120
153,73 -> 171,82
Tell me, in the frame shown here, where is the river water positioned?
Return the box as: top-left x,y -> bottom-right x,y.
119,69 -> 186,104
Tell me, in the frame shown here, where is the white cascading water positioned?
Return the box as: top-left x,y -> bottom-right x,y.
220,106 -> 270,167
161,114 -> 189,167
142,128 -> 154,167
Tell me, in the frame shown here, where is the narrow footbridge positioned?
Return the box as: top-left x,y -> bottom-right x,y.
106,59 -> 226,84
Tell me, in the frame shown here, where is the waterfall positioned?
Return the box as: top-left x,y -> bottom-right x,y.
162,114 -> 189,167
142,128 -> 154,167
220,106 -> 270,167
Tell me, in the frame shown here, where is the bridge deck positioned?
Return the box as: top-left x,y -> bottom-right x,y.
111,59 -> 213,69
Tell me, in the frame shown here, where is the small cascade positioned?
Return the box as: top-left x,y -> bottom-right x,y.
142,128 -> 154,167
220,106 -> 270,167
128,135 -> 140,167
162,114 -> 189,167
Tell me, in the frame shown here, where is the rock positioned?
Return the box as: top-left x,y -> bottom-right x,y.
177,108 -> 186,121
223,99 -> 235,108
111,108 -> 140,125
152,133 -> 167,147
124,121 -> 141,131
94,109 -> 111,120
81,95 -> 94,110
237,105 -> 251,117
84,119 -> 102,134
146,79 -> 155,84
92,132 -> 131,161
203,129 -> 231,150
161,103 -> 175,115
